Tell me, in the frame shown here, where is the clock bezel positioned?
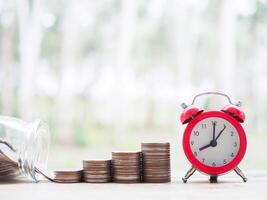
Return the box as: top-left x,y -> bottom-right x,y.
183,111 -> 247,175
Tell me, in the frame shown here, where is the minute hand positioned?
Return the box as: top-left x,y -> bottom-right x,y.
215,125 -> 226,141
212,121 -> 216,141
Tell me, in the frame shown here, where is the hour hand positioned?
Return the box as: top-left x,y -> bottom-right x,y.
199,143 -> 211,151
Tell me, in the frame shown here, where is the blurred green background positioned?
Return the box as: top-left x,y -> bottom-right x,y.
0,0 -> 267,171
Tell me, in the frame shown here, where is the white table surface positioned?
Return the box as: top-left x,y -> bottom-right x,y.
0,171 -> 266,200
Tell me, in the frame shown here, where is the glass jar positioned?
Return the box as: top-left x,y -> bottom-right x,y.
0,115 -> 50,181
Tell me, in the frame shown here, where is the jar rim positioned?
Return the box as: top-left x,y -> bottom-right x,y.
21,120 -> 50,181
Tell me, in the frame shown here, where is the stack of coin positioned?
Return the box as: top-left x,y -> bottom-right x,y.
112,152 -> 141,183
83,160 -> 111,183
53,169 -> 82,183
142,142 -> 171,183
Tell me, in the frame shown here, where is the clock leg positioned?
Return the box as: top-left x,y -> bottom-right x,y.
182,166 -> 196,183
209,175 -> 218,183
234,166 -> 247,182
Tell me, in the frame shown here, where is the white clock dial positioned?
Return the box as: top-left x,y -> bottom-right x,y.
190,117 -> 240,167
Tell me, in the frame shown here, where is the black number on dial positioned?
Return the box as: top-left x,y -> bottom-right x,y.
201,124 -> 207,129
193,131 -> 199,136
212,162 -> 216,167
211,121 -> 217,125
231,153 -> 234,157
223,159 -> 227,164
194,152 -> 198,156
191,141 -> 194,145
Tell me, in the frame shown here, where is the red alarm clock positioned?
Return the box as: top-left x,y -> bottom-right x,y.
180,92 -> 247,183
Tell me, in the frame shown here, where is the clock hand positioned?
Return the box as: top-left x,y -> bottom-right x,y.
215,124 -> 226,141
199,143 -> 212,151
199,138 -> 218,151
212,121 -> 216,141
199,125 -> 226,151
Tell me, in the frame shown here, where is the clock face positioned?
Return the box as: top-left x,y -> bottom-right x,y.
189,117 -> 240,167
183,111 -> 247,175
